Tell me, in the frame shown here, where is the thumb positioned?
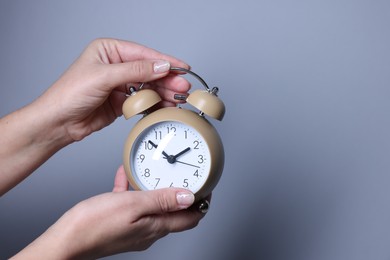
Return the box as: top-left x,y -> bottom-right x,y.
103,59 -> 171,88
134,188 -> 195,216
112,165 -> 129,192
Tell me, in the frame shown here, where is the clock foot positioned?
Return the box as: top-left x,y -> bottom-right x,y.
198,199 -> 210,214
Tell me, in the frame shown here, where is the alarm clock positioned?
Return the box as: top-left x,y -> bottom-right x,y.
122,67 -> 225,211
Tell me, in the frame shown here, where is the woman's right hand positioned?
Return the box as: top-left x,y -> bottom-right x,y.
12,166 -> 207,259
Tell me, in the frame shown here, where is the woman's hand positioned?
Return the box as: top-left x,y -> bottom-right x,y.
41,38 -> 191,142
0,38 -> 190,194
12,166 -> 207,259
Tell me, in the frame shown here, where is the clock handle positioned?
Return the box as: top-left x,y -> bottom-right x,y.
169,67 -> 211,91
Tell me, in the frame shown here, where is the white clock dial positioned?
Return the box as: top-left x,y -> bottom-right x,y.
130,121 -> 211,193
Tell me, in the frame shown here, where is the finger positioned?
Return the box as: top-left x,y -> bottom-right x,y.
131,188 -> 195,217
153,88 -> 187,104
147,194 -> 212,233
108,89 -> 128,117
152,208 -> 205,234
115,39 -> 190,69
112,165 -> 129,192
149,101 -> 177,112
101,59 -> 171,91
152,74 -> 191,93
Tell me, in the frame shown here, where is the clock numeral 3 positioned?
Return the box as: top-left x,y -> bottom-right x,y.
198,155 -> 204,164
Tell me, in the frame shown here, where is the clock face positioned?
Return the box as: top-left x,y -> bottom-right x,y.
129,121 -> 211,193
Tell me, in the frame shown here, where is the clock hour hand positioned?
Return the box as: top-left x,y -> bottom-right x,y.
165,147 -> 191,164
172,147 -> 191,160
148,140 -> 170,158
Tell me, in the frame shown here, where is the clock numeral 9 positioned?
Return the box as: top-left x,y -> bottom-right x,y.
139,154 -> 145,163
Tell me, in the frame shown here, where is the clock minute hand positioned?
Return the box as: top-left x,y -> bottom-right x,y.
148,140 -> 169,158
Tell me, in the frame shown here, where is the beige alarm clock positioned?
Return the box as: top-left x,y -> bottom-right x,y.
122,67 -> 225,211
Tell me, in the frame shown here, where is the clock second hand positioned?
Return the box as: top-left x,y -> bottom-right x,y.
174,160 -> 200,168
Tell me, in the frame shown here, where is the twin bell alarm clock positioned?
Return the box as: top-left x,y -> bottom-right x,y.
122,67 -> 225,211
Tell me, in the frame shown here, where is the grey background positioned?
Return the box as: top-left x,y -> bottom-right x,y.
1,1 -> 390,259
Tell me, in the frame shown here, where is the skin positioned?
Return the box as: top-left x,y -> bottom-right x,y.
0,38 -> 208,259
12,166 -> 203,259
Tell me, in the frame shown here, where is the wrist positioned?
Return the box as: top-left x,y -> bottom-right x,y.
0,96 -> 74,195
11,212 -> 79,259
27,94 -> 75,150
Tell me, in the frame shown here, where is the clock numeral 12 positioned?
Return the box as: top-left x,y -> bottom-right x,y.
167,127 -> 176,134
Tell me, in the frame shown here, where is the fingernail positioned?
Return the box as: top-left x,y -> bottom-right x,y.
176,191 -> 195,209
154,60 -> 170,73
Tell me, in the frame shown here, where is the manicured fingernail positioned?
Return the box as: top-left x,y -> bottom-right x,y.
154,60 -> 170,73
176,191 -> 195,209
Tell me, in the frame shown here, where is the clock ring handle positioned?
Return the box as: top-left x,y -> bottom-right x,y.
136,67 -> 209,91
169,67 -> 210,91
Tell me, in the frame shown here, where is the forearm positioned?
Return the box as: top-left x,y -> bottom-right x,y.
0,96 -> 73,195
10,210 -> 80,260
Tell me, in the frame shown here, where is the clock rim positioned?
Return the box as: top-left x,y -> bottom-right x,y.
123,107 -> 224,202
